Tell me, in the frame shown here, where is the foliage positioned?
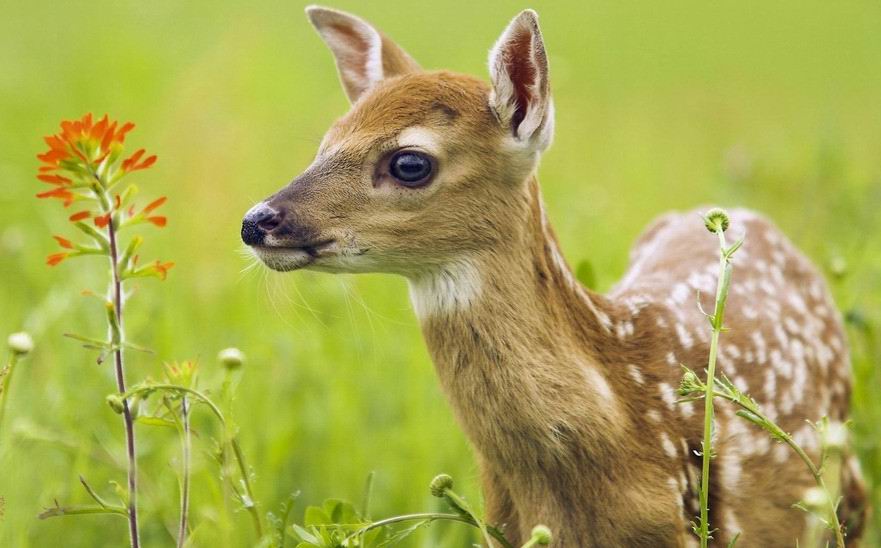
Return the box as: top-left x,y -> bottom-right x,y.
1,2 -> 880,546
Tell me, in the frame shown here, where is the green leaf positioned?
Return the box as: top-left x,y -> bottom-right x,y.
290,524 -> 321,545
376,519 -> 430,547
304,506 -> 332,526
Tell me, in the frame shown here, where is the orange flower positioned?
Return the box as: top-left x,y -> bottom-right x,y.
52,235 -> 74,249
143,196 -> 166,214
46,252 -> 69,266
35,114 -> 155,177
94,213 -> 111,228
37,174 -> 72,185
147,216 -> 167,227
121,149 -> 157,173
154,261 -> 175,280
69,210 -> 91,222
36,187 -> 75,206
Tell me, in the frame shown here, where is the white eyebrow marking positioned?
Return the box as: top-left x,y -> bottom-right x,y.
397,126 -> 443,156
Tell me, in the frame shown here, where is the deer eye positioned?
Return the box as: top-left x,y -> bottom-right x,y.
389,151 -> 433,187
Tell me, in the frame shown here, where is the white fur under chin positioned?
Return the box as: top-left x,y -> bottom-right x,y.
408,260 -> 483,320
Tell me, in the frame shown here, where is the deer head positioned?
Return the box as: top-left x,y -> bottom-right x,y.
242,6 -> 554,276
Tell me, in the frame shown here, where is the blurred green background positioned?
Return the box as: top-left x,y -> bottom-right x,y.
2,1 -> 880,546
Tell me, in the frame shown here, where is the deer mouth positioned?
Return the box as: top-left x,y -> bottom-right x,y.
251,239 -> 336,271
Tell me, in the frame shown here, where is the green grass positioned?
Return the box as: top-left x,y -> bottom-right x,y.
1,1 -> 880,545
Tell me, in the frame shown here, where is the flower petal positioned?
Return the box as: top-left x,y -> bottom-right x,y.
47,252 -> 69,266
94,213 -> 111,228
143,196 -> 167,213
69,210 -> 91,222
53,235 -> 75,249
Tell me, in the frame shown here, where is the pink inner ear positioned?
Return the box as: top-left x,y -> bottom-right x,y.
329,22 -> 370,87
504,29 -> 537,134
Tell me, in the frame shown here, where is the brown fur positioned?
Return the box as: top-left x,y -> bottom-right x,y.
245,7 -> 867,546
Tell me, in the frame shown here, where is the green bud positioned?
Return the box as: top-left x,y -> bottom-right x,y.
703,208 -> 730,233
7,332 -> 34,355
531,525 -> 553,545
218,347 -> 245,370
106,394 -> 125,414
429,473 -> 453,498
678,369 -> 701,396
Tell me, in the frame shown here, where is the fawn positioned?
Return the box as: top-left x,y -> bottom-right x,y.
242,6 -> 866,546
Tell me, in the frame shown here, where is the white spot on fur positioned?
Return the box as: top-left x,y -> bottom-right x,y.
724,508 -> 743,538
658,383 -> 677,410
585,367 -> 615,401
675,323 -> 694,349
409,260 -> 482,318
660,432 -> 677,458
627,364 -> 645,385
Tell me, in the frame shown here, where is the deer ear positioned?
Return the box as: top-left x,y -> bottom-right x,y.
488,10 -> 554,151
306,6 -> 421,104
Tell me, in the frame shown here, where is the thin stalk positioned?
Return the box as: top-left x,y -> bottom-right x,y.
107,205 -> 141,548
39,504 -> 129,519
0,351 -> 22,430
122,383 -> 263,539
711,389 -> 846,547
698,227 -> 733,547
176,396 -> 191,548
339,512 -> 513,548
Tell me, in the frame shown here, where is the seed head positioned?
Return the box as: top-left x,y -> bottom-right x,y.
218,347 -> 245,370
429,473 -> 453,498
703,208 -> 730,233
7,332 -> 34,356
530,525 -> 553,545
678,369 -> 702,396
106,394 -> 125,414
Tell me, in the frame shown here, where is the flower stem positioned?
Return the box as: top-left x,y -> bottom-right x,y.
699,228 -> 734,547
339,512 -> 513,548
0,351 -> 22,431
122,383 -> 263,539
107,212 -> 141,548
177,396 -> 191,548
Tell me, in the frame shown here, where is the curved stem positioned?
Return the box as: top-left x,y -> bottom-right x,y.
340,512 -> 512,547
122,383 -> 263,539
714,390 -> 846,546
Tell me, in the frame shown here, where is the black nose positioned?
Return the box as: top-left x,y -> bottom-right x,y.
241,204 -> 282,246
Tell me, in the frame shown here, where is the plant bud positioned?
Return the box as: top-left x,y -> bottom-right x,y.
218,347 -> 245,370
531,525 -> 553,545
703,208 -> 730,233
106,394 -> 125,414
7,332 -> 34,355
429,473 -> 453,498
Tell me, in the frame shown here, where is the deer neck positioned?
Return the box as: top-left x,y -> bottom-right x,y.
407,177 -> 631,471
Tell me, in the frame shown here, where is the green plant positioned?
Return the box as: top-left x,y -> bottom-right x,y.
684,207 -> 743,546
1,332 -> 34,431
679,208 -> 846,547
34,114 -> 171,547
